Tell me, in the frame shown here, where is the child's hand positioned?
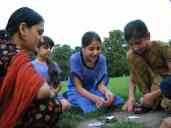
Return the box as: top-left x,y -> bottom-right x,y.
37,83 -> 52,99
50,90 -> 56,97
122,99 -> 134,112
94,96 -> 105,108
50,87 -> 58,96
52,84 -> 61,94
104,90 -> 114,107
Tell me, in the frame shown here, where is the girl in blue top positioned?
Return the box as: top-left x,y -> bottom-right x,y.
66,31 -> 123,113
31,36 -> 70,112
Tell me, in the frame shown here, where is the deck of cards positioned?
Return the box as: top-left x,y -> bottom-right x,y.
105,115 -> 117,122
128,115 -> 140,122
88,121 -> 104,127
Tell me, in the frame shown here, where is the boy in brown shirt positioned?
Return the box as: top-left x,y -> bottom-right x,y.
123,19 -> 171,113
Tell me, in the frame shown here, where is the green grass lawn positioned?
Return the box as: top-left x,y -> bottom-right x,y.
108,76 -> 141,99
58,76 -> 143,128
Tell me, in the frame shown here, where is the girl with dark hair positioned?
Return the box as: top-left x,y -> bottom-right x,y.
0,7 -> 61,128
65,31 -> 124,113
31,36 -> 70,112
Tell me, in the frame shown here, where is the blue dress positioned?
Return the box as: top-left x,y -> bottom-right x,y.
65,52 -> 123,113
31,59 -> 63,99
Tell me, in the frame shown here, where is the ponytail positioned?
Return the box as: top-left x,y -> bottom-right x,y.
47,59 -> 61,88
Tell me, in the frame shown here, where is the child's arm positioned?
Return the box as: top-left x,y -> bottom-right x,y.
37,82 -> 55,99
97,82 -> 114,107
74,77 -> 105,108
122,74 -> 136,112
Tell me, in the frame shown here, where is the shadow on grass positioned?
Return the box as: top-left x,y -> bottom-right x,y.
57,108 -> 107,128
57,108 -> 144,128
111,121 -> 144,128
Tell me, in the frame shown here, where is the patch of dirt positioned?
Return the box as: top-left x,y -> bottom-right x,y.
77,111 -> 171,128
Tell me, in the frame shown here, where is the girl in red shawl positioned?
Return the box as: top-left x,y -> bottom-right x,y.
0,7 -> 62,128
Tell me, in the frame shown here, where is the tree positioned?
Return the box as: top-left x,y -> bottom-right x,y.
102,30 -> 129,77
51,29 -> 129,79
52,44 -> 73,80
168,39 -> 171,46
73,46 -> 81,53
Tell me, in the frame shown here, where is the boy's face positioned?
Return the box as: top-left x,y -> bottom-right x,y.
38,45 -> 51,59
129,37 -> 149,55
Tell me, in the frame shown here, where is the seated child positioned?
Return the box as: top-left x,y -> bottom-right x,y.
65,31 -> 124,113
32,36 -> 70,112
